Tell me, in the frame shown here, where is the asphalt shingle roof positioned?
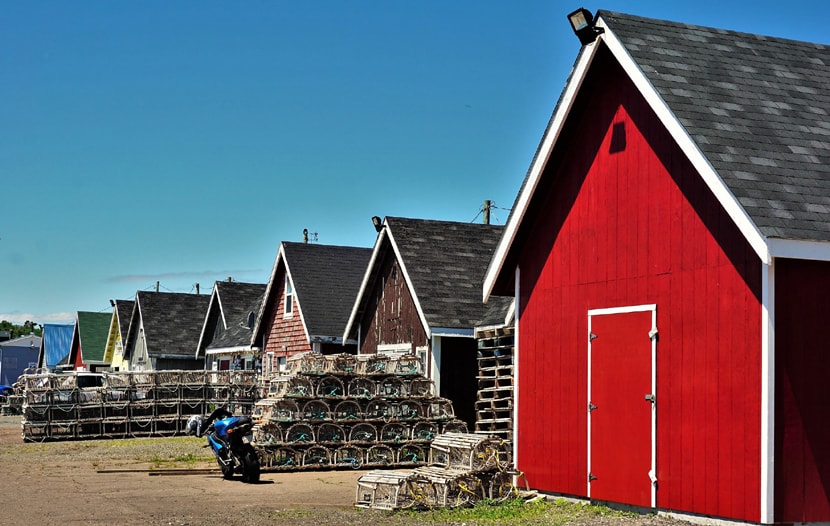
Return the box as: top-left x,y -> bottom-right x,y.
283,242 -> 372,339
601,10 -> 830,242
205,281 -> 266,350
135,291 -> 210,358
114,300 -> 134,340
386,217 -> 512,329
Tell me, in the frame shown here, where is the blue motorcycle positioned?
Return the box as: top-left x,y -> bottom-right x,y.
186,407 -> 260,483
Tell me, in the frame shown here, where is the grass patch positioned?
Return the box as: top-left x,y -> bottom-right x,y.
395,498 -> 643,525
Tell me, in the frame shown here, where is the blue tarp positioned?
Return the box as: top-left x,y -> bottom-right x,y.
41,323 -> 74,370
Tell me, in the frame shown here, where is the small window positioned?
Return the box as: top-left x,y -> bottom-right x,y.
284,276 -> 294,317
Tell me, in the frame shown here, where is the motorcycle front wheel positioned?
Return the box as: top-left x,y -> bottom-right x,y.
240,444 -> 260,483
217,453 -> 234,480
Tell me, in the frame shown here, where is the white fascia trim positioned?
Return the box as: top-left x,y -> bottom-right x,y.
252,242 -> 286,345
282,261 -> 311,345
587,304 -> 657,316
596,16 -> 771,264
504,298 -> 515,326
342,227 -> 389,342
483,43 -> 601,303
386,223 -> 433,340
195,289 -> 221,358
430,327 -> 474,337
513,266 -> 520,469
768,238 -> 830,262
760,261 -> 775,524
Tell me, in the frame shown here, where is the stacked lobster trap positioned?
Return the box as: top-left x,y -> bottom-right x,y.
251,352 -> 468,471
20,370 -> 257,441
355,432 -> 527,510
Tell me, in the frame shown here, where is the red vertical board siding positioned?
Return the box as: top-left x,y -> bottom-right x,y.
74,345 -> 85,370
775,259 -> 830,522
262,267 -> 312,358
515,46 -> 761,521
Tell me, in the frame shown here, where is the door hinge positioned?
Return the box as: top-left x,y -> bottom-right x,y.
649,328 -> 658,341
588,402 -> 597,412
588,473 -> 597,482
644,393 -> 656,404
649,470 -> 658,488
589,332 -> 597,342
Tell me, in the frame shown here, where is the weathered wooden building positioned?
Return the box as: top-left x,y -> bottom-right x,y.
345,217 -> 511,427
483,10 -> 830,524
123,291 -> 209,371
196,280 -> 266,371
254,242 -> 371,375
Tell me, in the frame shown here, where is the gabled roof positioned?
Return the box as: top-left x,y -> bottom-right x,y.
485,10 -> 830,299
40,323 -> 73,369
126,291 -> 210,359
103,299 -> 135,362
346,217 -> 511,340
197,281 -> 266,357
254,242 -> 372,344
115,299 -> 134,340
70,311 -> 112,365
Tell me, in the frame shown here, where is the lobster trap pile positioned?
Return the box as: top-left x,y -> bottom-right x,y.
20,370 -> 257,441
355,432 -> 527,510
251,352 -> 468,471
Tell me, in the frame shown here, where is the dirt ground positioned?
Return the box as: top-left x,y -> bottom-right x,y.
1,416 -> 693,526
0,415 -> 388,526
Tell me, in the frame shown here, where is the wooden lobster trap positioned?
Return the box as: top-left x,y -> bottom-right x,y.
316,375 -> 345,398
429,432 -> 511,472
357,354 -> 390,375
326,353 -> 357,375
355,470 -> 417,510
260,446 -> 302,470
348,422 -> 378,444
252,422 -> 283,445
411,466 -> 486,508
346,377 -> 375,399
333,400 -> 362,421
287,352 -> 327,376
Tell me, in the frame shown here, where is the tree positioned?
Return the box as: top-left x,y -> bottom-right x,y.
0,320 -> 43,339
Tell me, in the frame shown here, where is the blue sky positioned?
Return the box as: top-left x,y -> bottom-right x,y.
2,1 -> 829,325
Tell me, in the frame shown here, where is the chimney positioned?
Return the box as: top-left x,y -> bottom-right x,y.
227,276 -> 232,282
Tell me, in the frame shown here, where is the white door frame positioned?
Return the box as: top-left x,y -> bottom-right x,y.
587,304 -> 657,508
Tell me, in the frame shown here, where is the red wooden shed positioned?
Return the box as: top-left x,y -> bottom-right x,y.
483,10 -> 830,525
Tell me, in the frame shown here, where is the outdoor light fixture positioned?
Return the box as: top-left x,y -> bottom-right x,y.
371,216 -> 383,232
568,7 -> 603,45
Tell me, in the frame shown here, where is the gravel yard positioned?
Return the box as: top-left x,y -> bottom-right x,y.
0,416 -> 693,526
